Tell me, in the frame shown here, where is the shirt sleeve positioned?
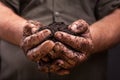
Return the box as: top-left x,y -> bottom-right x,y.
0,0 -> 19,14
95,0 -> 120,19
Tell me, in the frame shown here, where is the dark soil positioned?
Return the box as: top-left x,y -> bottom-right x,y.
38,22 -> 75,41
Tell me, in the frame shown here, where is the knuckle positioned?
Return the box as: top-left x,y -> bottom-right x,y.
27,49 -> 40,62
69,19 -> 89,34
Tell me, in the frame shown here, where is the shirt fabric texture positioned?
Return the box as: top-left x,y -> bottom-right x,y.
0,0 -> 120,80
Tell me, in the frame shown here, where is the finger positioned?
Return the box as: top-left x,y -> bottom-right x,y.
41,56 -> 50,62
38,63 -> 70,76
23,20 -> 44,37
48,49 -> 59,59
55,32 -> 92,52
38,60 -> 62,73
27,40 -> 55,62
68,19 -> 91,38
38,59 -> 70,75
39,60 -> 71,73
48,42 -> 77,60
54,42 -> 87,66
56,69 -> 70,75
54,59 -> 73,69
53,42 -> 76,66
49,59 -> 63,72
38,61 -> 49,72
21,29 -> 51,52
68,19 -> 89,34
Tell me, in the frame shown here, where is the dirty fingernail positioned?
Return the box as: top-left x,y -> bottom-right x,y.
55,32 -> 63,39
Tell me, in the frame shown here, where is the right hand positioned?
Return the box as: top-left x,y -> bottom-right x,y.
21,20 -> 55,62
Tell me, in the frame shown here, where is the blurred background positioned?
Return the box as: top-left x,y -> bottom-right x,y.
108,44 -> 120,80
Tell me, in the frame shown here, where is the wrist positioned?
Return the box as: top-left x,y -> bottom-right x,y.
89,23 -> 102,54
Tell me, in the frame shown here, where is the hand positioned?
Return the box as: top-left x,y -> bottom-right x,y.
54,19 -> 93,68
38,42 -> 88,75
38,19 -> 93,75
21,20 -> 55,62
55,19 -> 93,53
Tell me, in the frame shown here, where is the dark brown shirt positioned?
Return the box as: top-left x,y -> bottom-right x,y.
0,0 -> 120,80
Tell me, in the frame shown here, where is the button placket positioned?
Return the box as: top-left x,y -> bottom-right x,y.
54,11 -> 60,17
52,0 -> 62,22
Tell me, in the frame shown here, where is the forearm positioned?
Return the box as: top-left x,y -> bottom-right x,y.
90,8 -> 120,53
0,2 -> 27,46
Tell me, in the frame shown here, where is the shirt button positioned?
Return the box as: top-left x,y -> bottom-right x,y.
54,11 -> 60,17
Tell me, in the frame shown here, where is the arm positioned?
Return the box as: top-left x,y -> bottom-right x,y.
0,2 -> 55,64
50,8 -> 120,75
0,2 -> 27,45
90,8 -> 120,53
55,8 -> 120,54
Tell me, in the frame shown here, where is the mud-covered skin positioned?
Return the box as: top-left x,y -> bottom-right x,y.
38,22 -> 80,42
21,20 -> 54,62
38,21 -> 87,54
38,20 -> 93,75
21,20 -> 93,75
38,21 -> 91,52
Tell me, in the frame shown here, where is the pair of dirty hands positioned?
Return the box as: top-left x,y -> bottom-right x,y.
21,19 -> 93,75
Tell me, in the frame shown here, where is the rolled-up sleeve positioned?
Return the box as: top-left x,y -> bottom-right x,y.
0,0 -> 19,14
95,0 -> 120,19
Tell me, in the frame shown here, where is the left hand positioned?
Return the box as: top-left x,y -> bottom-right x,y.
55,19 -> 93,53
38,19 -> 93,75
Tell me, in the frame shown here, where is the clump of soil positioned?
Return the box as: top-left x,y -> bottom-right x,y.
38,22 -> 75,41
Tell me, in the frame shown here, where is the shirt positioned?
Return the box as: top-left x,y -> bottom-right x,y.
0,0 -> 120,80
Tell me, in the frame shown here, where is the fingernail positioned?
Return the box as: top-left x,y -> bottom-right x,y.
55,32 -> 62,39
44,29 -> 51,34
32,27 -> 38,33
69,23 -> 79,33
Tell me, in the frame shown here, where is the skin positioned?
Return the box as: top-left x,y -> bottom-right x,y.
90,9 -> 120,53
0,2 -> 26,45
49,9 -> 120,75
0,2 -> 54,64
39,20 -> 92,75
39,13 -> 120,74
1,1 -> 120,75
55,9 -> 120,54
